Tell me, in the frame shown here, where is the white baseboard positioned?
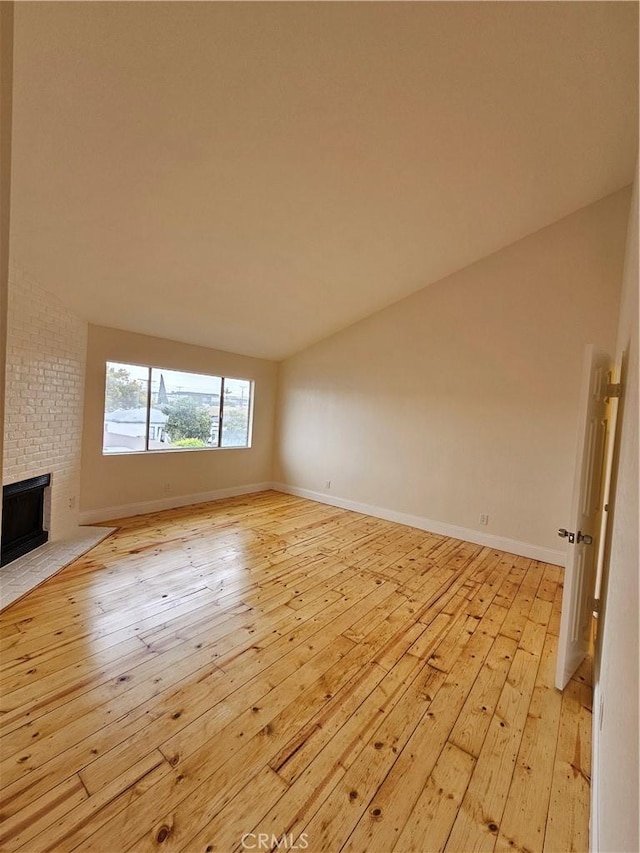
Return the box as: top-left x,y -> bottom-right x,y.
78,482 -> 272,525
79,479 -> 566,566
271,482 -> 566,566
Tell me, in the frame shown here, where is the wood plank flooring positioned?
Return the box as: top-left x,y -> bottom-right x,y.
0,491 -> 591,852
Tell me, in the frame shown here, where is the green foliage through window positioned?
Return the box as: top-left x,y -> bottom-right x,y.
172,437 -> 208,448
105,366 -> 147,412
163,400 -> 213,444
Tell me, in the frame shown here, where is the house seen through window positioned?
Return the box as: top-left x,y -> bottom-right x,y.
103,362 -> 252,454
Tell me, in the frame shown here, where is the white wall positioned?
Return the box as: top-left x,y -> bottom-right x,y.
274,190 -> 629,562
593,169 -> 638,852
80,325 -> 278,520
3,269 -> 88,540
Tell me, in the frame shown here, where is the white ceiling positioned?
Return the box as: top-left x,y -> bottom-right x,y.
10,2 -> 638,361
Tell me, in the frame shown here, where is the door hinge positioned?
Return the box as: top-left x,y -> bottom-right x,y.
590,596 -> 601,614
605,382 -> 622,399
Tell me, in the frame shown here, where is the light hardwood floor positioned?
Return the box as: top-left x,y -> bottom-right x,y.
0,491 -> 591,853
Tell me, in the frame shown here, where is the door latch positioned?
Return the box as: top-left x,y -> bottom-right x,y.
558,528 -> 575,543
558,528 -> 592,544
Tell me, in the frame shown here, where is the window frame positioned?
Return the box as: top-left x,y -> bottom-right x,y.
102,360 -> 254,456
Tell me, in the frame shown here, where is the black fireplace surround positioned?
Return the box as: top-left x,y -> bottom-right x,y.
1,474 -> 51,566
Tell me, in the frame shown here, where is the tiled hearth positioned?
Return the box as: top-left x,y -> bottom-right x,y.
0,526 -> 115,610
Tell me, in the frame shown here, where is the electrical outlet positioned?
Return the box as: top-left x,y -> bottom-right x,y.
325,480 -> 331,490
479,513 -> 489,526
163,482 -> 171,495
68,496 -> 76,510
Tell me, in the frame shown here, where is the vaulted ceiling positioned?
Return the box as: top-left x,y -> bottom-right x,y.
10,2 -> 638,360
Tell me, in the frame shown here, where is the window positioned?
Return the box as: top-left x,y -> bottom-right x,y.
103,362 -> 253,454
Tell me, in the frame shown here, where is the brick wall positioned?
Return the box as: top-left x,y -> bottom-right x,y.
3,269 -> 87,540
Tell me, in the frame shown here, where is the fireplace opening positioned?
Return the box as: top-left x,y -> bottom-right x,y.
1,474 -> 51,566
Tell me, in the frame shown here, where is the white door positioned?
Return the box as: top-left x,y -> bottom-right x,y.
593,358 -> 622,605
555,345 -> 610,691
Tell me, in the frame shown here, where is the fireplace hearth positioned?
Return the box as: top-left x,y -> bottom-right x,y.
1,474 -> 51,567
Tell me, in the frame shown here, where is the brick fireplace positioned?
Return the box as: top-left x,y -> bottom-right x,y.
2,270 -> 87,543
